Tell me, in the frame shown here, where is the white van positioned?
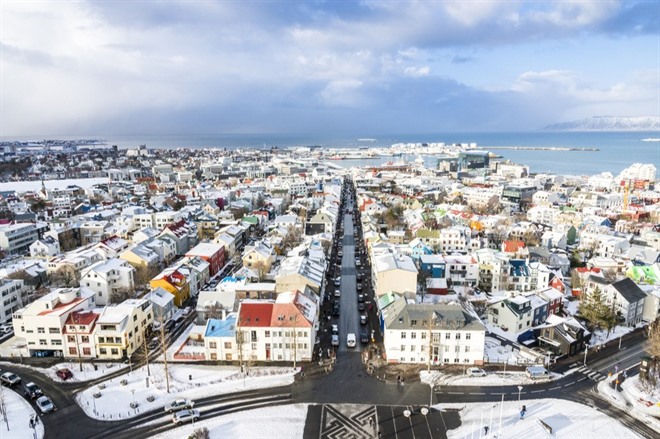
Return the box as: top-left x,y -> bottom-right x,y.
526,366 -> 549,380
346,333 -> 356,348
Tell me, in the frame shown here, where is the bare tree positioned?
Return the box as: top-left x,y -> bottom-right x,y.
252,260 -> 269,282
52,265 -> 78,287
203,303 -> 225,320
282,225 -> 302,251
134,264 -> 160,287
109,286 -> 136,304
189,427 -> 210,439
647,319 -> 660,359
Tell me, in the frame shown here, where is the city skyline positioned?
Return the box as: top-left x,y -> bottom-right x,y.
1,0 -> 658,136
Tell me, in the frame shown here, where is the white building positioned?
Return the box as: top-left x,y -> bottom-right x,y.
0,278 -> 26,323
381,297 -> 486,366
372,253 -> 418,297
30,236 -> 61,259
94,299 -> 153,359
12,287 -> 97,357
0,223 -> 39,255
80,259 -> 135,306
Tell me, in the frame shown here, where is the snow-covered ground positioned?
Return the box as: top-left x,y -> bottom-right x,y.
149,403 -> 308,439
420,370 -> 558,387
0,177 -> 109,193
442,398 -> 643,439
598,374 -> 660,432
0,360 -> 125,383
0,387 -> 44,439
589,324 -> 639,348
76,364 -> 297,420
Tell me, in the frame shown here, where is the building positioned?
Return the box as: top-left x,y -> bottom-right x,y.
144,287 -> 176,322
80,259 -> 135,306
149,268 -> 190,307
372,253 -> 418,297
275,255 -> 324,296
185,243 -> 226,277
94,299 -> 153,359
604,278 -> 646,326
29,236 -> 61,259
235,291 -> 317,363
12,288 -> 97,357
381,298 -> 486,366
63,310 -> 100,359
486,295 -> 533,332
0,223 -> 39,255
536,314 -> 591,357
0,278 -> 26,323
204,314 -> 238,361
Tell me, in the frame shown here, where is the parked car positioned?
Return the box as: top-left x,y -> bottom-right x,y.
346,333 -> 356,348
56,369 -> 73,381
164,399 -> 195,413
36,395 -> 55,414
334,278 -> 340,286
360,332 -> 369,344
331,335 -> 339,346
360,315 -> 367,325
23,382 -> 42,399
0,324 -> 13,334
334,289 -> 341,297
148,337 -> 160,349
331,325 -> 339,336
357,294 -> 364,303
358,303 -> 365,312
357,283 -> 362,290
172,409 -> 201,425
164,320 -> 176,332
467,367 -> 487,377
0,372 -> 21,386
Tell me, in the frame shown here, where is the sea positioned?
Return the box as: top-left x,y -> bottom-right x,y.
3,131 -> 660,177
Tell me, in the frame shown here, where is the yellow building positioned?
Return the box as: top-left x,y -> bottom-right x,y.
149,268 -> 190,308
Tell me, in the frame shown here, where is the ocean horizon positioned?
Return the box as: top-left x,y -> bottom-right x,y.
2,131 -> 659,176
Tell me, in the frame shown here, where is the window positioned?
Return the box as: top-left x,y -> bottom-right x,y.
400,345 -> 405,352
455,333 -> 461,340
100,348 -> 107,354
445,332 -> 451,339
466,333 -> 471,340
111,348 -> 119,355
411,345 -> 416,352
224,342 -> 232,349
67,335 -> 76,343
265,331 -> 271,338
225,353 -> 233,361
251,342 -> 257,350
455,346 -> 460,352
411,319 -> 417,326
83,348 -> 91,356
82,336 -> 89,343
421,332 -> 427,339
411,332 -> 417,339
251,330 -> 257,342
37,327 -> 45,334
465,346 -> 470,352
401,332 -> 407,339
69,347 -> 77,355
209,342 -> 217,349
39,339 -> 47,346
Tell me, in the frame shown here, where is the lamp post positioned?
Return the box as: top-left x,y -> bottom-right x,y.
517,386 -> 523,404
583,345 -> 588,366
429,383 -> 435,408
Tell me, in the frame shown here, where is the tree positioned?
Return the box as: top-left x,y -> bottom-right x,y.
578,286 -> 618,333
646,319 -> 660,358
282,225 -> 302,251
188,428 -> 210,439
204,303 -> 225,320
252,260 -> 269,281
52,265 -> 78,287
109,287 -> 135,304
134,264 -> 160,287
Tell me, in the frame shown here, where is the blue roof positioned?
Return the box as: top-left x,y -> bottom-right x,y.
220,276 -> 239,284
205,315 -> 237,338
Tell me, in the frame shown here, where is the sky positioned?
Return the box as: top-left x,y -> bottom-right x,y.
1,0 -> 659,137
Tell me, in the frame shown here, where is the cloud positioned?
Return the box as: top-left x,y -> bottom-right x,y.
0,1 -> 657,136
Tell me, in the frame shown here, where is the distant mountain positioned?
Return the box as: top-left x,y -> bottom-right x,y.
543,116 -> 660,131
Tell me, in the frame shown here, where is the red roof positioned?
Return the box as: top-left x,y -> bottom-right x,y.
503,240 -> 525,253
576,267 -> 601,273
238,302 -> 273,327
63,311 -> 99,331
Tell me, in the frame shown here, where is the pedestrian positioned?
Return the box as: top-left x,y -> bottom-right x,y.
520,410 -> 525,420
29,418 -> 34,429
522,405 -> 526,412
484,426 -> 489,436
369,417 -> 374,427
401,378 -> 405,388
34,415 -> 39,425
397,374 -> 401,384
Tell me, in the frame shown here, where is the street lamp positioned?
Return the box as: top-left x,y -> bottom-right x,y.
583,345 -> 588,366
517,386 -> 523,404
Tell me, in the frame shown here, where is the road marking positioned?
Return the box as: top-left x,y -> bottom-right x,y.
564,382 -> 574,387
549,386 -> 561,391
468,392 -> 485,395
448,392 -> 464,395
531,390 -> 544,394
577,377 -> 586,382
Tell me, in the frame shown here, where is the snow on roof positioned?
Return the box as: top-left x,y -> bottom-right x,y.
205,315 -> 237,338
373,253 -> 417,274
186,242 -> 225,258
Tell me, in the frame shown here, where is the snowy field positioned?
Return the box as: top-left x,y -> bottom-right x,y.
76,364 -> 297,420
589,324 -> 638,348
420,370 -> 558,387
598,374 -> 660,432
442,398 -> 643,439
0,387 -> 44,439
0,177 -> 109,193
149,403 -> 309,439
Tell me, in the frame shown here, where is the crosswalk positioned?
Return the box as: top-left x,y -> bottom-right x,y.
574,364 -> 607,381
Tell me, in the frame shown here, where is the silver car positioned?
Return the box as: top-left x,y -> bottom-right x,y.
36,395 -> 55,413
172,409 -> 201,425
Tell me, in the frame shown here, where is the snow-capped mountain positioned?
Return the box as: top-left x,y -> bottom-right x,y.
543,116 -> 660,131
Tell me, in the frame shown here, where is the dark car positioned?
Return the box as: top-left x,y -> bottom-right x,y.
164,320 -> 176,332
56,368 -> 73,381
332,304 -> 340,316
23,382 -> 43,399
358,302 -> 365,312
358,294 -> 364,303
360,332 -> 369,344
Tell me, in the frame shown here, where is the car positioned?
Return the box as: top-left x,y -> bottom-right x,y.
334,289 -> 341,297
334,278 -> 340,287
331,335 -> 339,346
467,367 -> 487,377
346,333 -> 356,348
172,409 -> 201,425
357,294 -> 364,303
355,260 -> 361,267
331,325 -> 339,335
182,306 -> 192,316
332,305 -> 340,317
164,320 -> 176,332
0,324 -> 13,334
148,337 -> 160,349
358,303 -> 365,312
55,368 -> 73,381
357,283 -> 362,290
360,315 -> 367,325
36,395 -> 55,414
0,372 -> 21,386
23,382 -> 42,399
360,332 -> 369,344
338,250 -> 343,257
164,399 -> 195,413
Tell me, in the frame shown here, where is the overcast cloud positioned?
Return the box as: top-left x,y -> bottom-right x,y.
1,0 -> 658,136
